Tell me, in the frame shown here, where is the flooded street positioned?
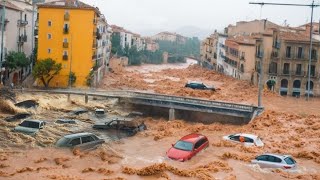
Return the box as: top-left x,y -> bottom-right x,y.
1,60 -> 320,179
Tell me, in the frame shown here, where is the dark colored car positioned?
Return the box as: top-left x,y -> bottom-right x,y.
5,113 -> 32,122
15,100 -> 39,109
93,119 -> 147,136
185,81 -> 215,91
56,132 -> 105,150
167,133 -> 209,162
55,119 -> 77,124
69,108 -> 88,115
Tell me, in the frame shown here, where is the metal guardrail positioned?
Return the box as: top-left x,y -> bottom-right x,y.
17,89 -> 257,112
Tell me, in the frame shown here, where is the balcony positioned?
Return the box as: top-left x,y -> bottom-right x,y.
63,55 -> 68,60
268,71 -> 277,75
17,20 -> 28,27
63,27 -> 69,34
92,54 -> 97,60
34,29 -> 38,36
92,43 -> 97,49
63,42 -> 69,48
274,41 -> 280,49
96,31 -> 102,40
240,56 -> 245,61
18,35 -> 27,43
64,13 -> 70,21
271,51 -> 279,58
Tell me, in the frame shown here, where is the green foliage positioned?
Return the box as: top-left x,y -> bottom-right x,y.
69,72 -> 76,86
32,58 -> 62,88
4,51 -> 30,72
86,70 -> 94,86
111,33 -> 122,55
168,56 -> 186,63
157,37 -> 200,58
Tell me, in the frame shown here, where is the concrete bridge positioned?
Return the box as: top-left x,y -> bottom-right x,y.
17,89 -> 263,124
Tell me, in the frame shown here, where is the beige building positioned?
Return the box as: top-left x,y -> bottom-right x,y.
200,33 -> 218,70
109,56 -> 128,72
145,37 -> 159,52
151,31 -> 187,43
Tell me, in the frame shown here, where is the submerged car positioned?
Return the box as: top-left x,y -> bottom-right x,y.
185,81 -> 215,91
69,108 -> 88,115
56,132 -> 105,150
223,133 -> 264,147
95,109 -> 105,118
55,119 -> 77,124
15,100 -> 39,109
13,120 -> 46,135
167,133 -> 209,162
93,119 -> 147,136
5,113 -> 32,122
251,154 -> 297,170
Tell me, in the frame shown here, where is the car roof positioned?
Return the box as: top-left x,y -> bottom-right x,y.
259,153 -> 292,159
23,119 -> 44,123
187,81 -> 203,84
233,133 -> 258,139
180,133 -> 205,143
63,132 -> 94,139
95,109 -> 104,111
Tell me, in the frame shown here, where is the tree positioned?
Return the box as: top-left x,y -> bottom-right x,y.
32,58 -> 62,88
69,72 -> 76,87
4,51 -> 30,73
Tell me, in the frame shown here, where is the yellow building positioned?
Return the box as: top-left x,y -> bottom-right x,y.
37,0 -> 100,87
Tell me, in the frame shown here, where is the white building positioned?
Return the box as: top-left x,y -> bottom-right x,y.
217,33 -> 227,73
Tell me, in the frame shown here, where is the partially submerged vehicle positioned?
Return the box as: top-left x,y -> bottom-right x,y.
15,100 -> 39,109
93,119 -> 147,136
5,113 -> 32,122
13,120 -> 46,135
95,109 -> 105,118
56,132 -> 105,150
167,133 -> 209,162
55,119 -> 77,124
185,81 -> 215,91
223,133 -> 264,147
251,153 -> 297,170
69,108 -> 88,115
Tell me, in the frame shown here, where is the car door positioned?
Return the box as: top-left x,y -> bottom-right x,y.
193,138 -> 206,155
69,137 -> 81,148
267,156 -> 283,169
79,135 -> 97,150
244,137 -> 254,146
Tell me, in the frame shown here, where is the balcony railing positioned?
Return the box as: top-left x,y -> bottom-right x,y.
64,13 -> 70,21
279,71 -> 317,77
63,27 -> 69,34
63,55 -> 68,60
271,51 -> 279,58
18,35 -> 27,43
268,71 -> 277,75
17,20 -> 28,27
63,42 -> 69,48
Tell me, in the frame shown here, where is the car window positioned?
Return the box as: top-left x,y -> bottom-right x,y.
81,136 -> 95,144
194,138 -> 207,149
256,155 -> 268,161
91,135 -> 99,141
174,140 -> 193,151
268,155 -> 282,163
108,121 -> 118,126
284,157 -> 296,165
20,121 -> 40,129
230,135 -> 240,141
69,138 -> 81,146
244,137 -> 254,143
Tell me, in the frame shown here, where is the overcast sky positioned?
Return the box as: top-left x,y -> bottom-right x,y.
82,0 -> 320,36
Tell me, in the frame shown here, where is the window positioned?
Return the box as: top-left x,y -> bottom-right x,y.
69,138 -> 81,146
284,157 -> 296,165
283,63 -> 290,74
297,47 -> 303,59
311,49 -> 317,60
286,46 -> 291,58
308,65 -> 316,77
81,136 -> 95,144
63,50 -> 68,56
64,38 -> 68,43
48,34 -> 52,39
229,135 -> 240,141
48,21 -> 52,27
256,155 -> 268,161
24,14 -> 27,21
194,138 -> 207,149
296,64 -> 302,75
267,156 -> 282,163
48,48 -> 51,54
269,62 -> 277,74
244,137 -> 254,143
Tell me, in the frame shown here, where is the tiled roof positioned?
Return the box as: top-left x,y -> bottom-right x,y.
38,0 -> 100,13
228,35 -> 256,45
279,31 -> 319,42
0,1 -> 22,11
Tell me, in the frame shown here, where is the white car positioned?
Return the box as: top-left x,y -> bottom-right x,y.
251,154 -> 297,170
222,133 -> 264,146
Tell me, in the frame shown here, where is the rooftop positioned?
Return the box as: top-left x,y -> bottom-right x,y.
0,1 -> 22,11
279,31 -> 319,42
38,0 -> 100,14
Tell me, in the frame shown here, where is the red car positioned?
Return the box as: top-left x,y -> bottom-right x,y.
166,133 -> 209,162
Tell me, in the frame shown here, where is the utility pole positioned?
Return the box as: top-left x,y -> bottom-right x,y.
250,1 -> 320,102
0,0 -> 6,85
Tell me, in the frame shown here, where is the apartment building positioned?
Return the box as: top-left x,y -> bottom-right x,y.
37,0 -> 107,87
145,37 -> 159,52
151,31 -> 187,43
200,33 -> 218,70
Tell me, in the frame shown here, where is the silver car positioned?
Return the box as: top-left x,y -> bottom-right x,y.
13,120 -> 46,135
56,132 -> 105,150
251,153 -> 297,170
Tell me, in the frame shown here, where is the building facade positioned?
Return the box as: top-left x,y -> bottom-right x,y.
37,0 -> 105,87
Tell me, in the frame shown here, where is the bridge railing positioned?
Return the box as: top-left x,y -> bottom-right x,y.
17,88 -> 257,112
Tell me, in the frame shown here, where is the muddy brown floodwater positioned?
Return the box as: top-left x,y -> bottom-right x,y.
0,59 -> 320,180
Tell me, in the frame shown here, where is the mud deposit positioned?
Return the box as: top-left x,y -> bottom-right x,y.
1,61 -> 320,179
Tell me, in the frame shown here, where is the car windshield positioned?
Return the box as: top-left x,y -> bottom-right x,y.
56,137 -> 70,147
174,140 -> 193,151
20,121 -> 40,129
96,110 -> 105,114
284,157 -> 296,165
